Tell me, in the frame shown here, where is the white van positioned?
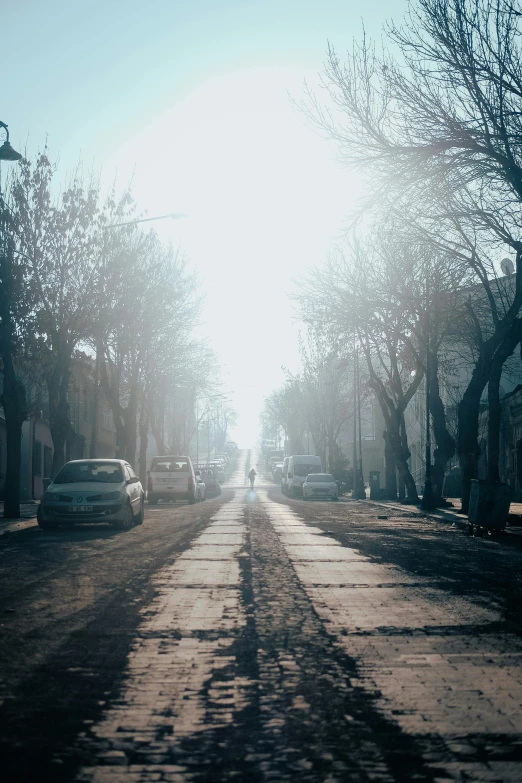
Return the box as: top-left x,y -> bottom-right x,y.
147,455 -> 200,504
286,455 -> 322,497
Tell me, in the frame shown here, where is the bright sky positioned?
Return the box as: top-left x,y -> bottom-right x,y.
3,0 -> 406,447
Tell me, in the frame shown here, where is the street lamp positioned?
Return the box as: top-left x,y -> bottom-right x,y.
352,337 -> 366,499
0,122 -> 22,162
104,213 -> 187,229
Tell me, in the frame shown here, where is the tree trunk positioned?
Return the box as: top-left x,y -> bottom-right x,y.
150,409 -> 165,454
0,235 -> 29,518
429,350 -> 455,504
457,317 -> 522,511
388,420 -> 419,504
123,388 -> 138,466
487,366 -> 503,483
1,361 -> 27,518
383,432 -> 397,499
457,372 -> 487,513
486,327 -> 521,484
48,358 -> 73,478
138,413 -> 149,486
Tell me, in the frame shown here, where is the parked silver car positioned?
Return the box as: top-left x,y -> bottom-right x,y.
302,473 -> 339,501
37,459 -> 145,530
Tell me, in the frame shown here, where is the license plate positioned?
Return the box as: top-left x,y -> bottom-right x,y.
67,505 -> 93,512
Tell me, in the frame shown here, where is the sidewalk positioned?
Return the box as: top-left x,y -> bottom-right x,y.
358,493 -> 522,538
0,502 -> 39,535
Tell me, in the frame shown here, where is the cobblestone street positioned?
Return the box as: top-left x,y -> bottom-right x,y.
2,450 -> 522,781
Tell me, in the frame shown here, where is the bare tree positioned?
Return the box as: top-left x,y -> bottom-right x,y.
10,152 -> 104,477
303,0 -> 522,508
294,231 -> 462,503
100,232 -> 201,466
298,329 -> 353,472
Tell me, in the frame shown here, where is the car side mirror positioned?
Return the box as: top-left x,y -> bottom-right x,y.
127,476 -> 139,485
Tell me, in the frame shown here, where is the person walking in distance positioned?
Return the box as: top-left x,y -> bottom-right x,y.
248,467 -> 256,490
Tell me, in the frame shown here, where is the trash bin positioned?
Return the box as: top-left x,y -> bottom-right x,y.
369,471 -> 381,500
468,479 -> 511,533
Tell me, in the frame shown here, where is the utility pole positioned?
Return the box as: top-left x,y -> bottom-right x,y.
352,335 -> 358,497
357,351 -> 365,498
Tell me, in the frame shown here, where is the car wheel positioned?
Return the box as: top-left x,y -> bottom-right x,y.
115,502 -> 134,530
136,500 -> 145,525
37,511 -> 56,531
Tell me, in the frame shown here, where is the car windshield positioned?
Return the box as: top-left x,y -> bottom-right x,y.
294,464 -> 321,477
306,474 -> 335,483
54,462 -> 124,484
152,459 -> 189,472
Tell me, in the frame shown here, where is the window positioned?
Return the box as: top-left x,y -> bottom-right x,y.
33,440 -> 42,476
43,446 -> 52,478
54,461 -> 124,484
103,409 -> 115,432
294,463 -> 321,477
151,458 -> 190,472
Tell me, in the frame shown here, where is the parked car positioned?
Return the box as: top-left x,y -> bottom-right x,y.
225,441 -> 238,453
209,460 -> 226,482
199,467 -> 221,496
269,455 -> 283,473
281,457 -> 290,494
215,452 -> 230,467
262,439 -> 276,453
37,459 -> 144,531
147,455 -> 199,504
302,473 -> 339,501
266,449 -> 285,469
272,462 -> 284,482
286,455 -> 322,497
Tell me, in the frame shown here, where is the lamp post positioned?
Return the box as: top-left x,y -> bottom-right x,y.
352,336 -> 366,499
0,121 -> 24,520
0,122 -> 22,162
356,350 -> 365,498
89,212 -> 187,458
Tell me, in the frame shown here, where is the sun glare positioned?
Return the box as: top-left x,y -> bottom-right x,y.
111,65 -> 359,445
